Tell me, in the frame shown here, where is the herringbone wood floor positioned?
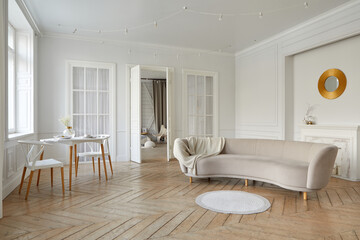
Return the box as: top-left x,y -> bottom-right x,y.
1,160 -> 360,240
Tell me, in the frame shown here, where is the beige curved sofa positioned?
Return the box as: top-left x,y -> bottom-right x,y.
174,138 -> 338,199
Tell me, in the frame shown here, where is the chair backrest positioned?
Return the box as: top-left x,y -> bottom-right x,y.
18,140 -> 49,170
85,135 -> 110,154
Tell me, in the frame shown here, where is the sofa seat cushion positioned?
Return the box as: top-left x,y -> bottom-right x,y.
196,154 -> 309,188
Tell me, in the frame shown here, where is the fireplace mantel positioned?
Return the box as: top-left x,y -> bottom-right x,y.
300,125 -> 360,181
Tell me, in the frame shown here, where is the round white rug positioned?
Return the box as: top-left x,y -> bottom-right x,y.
195,190 -> 271,214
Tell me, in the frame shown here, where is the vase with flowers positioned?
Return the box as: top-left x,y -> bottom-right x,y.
303,103 -> 317,125
59,116 -> 75,138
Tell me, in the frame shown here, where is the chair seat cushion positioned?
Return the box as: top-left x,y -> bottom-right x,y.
78,152 -> 109,157
27,159 -> 64,169
196,154 -> 309,188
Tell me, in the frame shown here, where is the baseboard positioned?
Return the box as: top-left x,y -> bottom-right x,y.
116,154 -> 128,162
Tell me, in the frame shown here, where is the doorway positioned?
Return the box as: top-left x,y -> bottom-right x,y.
127,65 -> 174,163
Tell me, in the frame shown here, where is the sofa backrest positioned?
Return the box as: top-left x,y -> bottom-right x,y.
222,138 -> 333,163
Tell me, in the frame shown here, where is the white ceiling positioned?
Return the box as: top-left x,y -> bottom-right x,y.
24,0 -> 351,53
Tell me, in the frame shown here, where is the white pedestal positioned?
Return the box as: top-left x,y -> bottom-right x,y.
300,125 -> 360,181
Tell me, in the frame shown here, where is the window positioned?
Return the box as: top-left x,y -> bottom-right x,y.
7,24 -> 15,133
183,70 -> 218,137
68,61 -> 116,161
7,23 -> 34,137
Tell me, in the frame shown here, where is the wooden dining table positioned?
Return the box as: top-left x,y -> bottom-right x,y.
41,136 -> 108,191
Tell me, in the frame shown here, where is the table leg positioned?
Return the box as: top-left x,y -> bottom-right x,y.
74,144 -> 78,177
101,144 -> 108,181
69,146 -> 73,191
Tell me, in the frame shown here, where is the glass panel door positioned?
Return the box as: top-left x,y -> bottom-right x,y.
185,71 -> 217,137
71,66 -> 111,161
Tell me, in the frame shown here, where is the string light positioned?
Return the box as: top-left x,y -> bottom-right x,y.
60,2 -> 309,34
128,49 -> 132,55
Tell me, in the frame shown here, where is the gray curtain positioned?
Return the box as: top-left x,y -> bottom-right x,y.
153,80 -> 167,133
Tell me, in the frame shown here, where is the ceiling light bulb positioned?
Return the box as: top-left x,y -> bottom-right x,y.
183,6 -> 188,11
218,14 -> 223,21
73,28 -> 77,34
98,30 -> 102,34
125,28 -> 128,34
128,49 -> 132,55
304,2 -> 309,8
259,12 -> 263,19
154,21 -> 158,28
176,54 -> 180,60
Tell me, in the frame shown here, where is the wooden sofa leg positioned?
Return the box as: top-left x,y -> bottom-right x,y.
245,179 -> 248,187
189,177 -> 192,183
303,192 -> 307,200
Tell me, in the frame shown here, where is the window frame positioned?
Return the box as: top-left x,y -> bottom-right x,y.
182,69 -> 219,138
7,24 -> 15,134
6,22 -> 34,139
66,60 -> 117,159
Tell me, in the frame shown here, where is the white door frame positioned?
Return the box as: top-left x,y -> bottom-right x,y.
0,0 -> 7,218
126,64 -> 175,162
66,60 -> 117,160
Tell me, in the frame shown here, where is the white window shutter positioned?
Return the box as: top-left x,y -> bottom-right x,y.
16,31 -> 33,133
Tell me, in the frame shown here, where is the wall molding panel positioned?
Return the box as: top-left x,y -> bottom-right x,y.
235,1 -> 360,140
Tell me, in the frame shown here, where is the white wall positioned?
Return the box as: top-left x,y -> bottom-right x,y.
235,1 -> 360,140
37,36 -> 235,162
292,35 -> 360,139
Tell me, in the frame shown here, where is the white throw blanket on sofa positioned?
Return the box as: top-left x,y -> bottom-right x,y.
174,136 -> 225,175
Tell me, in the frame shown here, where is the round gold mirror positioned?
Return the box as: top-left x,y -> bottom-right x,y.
318,69 -> 346,99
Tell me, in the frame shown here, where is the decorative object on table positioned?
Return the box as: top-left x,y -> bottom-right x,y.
83,134 -> 95,138
54,135 -> 72,140
144,140 -> 156,148
318,68 -> 347,100
195,190 -> 271,214
59,116 -> 75,137
303,103 -> 317,125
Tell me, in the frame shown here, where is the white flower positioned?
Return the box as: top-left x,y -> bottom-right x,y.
305,103 -> 317,116
59,116 -> 71,127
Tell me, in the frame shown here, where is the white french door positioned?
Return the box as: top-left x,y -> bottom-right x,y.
130,65 -> 142,163
166,68 -> 174,160
67,61 -> 116,160
129,65 -> 174,163
183,70 -> 218,138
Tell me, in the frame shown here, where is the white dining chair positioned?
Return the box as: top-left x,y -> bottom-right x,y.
18,140 -> 65,200
75,135 -> 113,179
